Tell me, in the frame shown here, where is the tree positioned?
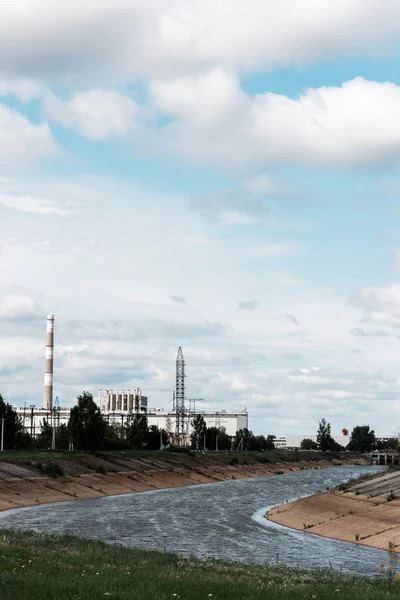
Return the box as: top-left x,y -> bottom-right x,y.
266,435 -> 276,450
348,425 -> 376,453
146,426 -> 169,450
316,418 -> 337,452
0,394 -> 24,450
103,423 -> 129,451
205,426 -> 220,450
35,418 -> 53,449
190,415 -> 207,449
125,413 -> 149,449
300,438 -> 318,450
68,391 -> 106,451
235,428 -> 252,450
386,438 -> 400,451
217,427 -> 232,450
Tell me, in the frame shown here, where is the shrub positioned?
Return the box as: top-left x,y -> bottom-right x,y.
167,445 -> 195,456
41,462 -> 64,478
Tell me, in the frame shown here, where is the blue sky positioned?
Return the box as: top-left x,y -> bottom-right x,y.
1,1 -> 400,437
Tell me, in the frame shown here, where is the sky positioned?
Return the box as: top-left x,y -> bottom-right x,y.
2,1 -> 400,437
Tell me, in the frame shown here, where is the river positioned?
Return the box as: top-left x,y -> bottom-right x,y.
0,465 -> 388,575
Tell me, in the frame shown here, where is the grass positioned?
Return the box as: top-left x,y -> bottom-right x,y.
0,448 -> 354,463
1,529 -> 400,600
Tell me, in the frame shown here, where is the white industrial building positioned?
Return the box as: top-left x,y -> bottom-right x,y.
274,434 -> 350,449
15,403 -> 248,441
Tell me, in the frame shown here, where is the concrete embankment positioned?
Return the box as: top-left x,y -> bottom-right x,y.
0,451 -> 363,513
266,469 -> 400,551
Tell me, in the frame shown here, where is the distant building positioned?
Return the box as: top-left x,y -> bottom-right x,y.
276,434 -> 350,449
99,388 -> 148,412
15,396 -> 248,441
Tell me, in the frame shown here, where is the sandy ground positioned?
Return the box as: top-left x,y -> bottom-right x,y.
0,453 -> 361,514
267,470 -> 400,551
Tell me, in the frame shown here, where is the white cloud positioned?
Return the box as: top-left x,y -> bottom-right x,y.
349,284 -> 400,329
1,1 -> 400,83
0,288 -> 42,319
148,75 -> 400,168
0,103 -> 57,166
0,76 -> 43,102
245,174 -> 279,195
44,89 -> 138,140
238,300 -> 260,310
0,193 -> 74,216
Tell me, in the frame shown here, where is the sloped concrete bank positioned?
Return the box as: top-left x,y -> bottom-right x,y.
0,452 -> 364,512
266,469 -> 400,551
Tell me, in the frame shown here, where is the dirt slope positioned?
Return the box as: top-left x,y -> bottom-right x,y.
267,469 -> 400,551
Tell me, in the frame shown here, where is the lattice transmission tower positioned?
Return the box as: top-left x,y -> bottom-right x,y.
174,346 -> 187,446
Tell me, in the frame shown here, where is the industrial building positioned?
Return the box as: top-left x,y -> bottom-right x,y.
13,318 -> 249,443
99,389 -> 148,412
274,434 -> 350,449
17,405 -> 248,440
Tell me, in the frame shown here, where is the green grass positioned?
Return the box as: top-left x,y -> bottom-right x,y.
0,529 -> 399,600
0,448 -> 352,462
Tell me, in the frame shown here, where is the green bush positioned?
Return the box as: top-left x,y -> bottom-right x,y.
41,462 -> 64,478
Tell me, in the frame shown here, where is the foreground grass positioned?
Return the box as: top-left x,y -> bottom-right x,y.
0,529 -> 399,600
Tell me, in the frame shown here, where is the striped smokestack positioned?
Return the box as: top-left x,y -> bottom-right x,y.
44,314 -> 54,410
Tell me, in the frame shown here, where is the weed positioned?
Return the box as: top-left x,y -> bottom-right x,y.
41,462 -> 64,478
379,542 -> 398,579
355,533 -> 360,541
387,491 -> 396,502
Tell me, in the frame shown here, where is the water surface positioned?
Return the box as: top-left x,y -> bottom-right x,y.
0,465 -> 388,575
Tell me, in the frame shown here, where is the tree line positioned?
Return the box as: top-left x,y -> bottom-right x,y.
300,418 -> 397,453
190,414 -> 276,451
0,392 -> 169,452
0,392 -> 277,453
2,394 -> 392,455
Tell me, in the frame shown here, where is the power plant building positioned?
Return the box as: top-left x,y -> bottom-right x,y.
16,403 -> 248,440
17,319 -> 248,441
100,389 -> 148,412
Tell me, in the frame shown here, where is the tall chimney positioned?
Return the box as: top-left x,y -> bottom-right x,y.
44,315 -> 54,410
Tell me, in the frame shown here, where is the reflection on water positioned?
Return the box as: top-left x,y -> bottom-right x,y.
0,465 -> 387,575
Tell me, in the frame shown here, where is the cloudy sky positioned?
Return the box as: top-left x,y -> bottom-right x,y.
2,1 -> 400,436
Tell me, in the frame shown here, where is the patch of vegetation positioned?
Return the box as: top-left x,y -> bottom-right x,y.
387,491 -> 396,502
31,461 -> 63,478
1,529 -> 400,600
336,472 -> 377,492
167,445 -> 196,456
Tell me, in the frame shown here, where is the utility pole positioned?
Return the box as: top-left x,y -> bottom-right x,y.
204,433 -> 206,451
30,405 -> 35,439
160,429 -> 163,450
216,434 -> 218,452
1,416 -> 4,452
51,408 -> 56,451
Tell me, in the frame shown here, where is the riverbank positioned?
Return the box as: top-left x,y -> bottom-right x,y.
1,528 -> 399,600
0,450 -> 365,513
267,469 -> 400,551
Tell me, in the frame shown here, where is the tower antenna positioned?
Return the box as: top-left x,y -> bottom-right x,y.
175,346 -> 186,446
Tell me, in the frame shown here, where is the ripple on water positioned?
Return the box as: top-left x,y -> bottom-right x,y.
0,465 -> 387,576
